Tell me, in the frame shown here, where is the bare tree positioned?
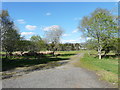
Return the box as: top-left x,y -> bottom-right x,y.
44,25 -> 63,56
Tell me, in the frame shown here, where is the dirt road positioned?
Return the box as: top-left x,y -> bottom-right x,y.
2,53 -> 113,88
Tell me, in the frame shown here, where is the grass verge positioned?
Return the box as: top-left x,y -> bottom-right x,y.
74,51 -> 119,87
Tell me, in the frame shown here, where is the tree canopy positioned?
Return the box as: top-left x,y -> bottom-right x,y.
79,8 -> 118,59
0,10 -> 20,56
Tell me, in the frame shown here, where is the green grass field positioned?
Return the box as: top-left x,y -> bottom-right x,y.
0,52 -> 6,54
75,50 -> 119,86
2,51 -> 81,71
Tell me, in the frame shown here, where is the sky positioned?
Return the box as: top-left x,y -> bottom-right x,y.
2,2 -> 118,43
2,0 -> 119,2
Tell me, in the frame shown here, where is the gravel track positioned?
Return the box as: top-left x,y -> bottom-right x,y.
2,53 -> 113,88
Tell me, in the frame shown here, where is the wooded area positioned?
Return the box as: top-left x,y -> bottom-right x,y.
0,8 -> 119,60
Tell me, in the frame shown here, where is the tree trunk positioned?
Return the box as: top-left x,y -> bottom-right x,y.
5,52 -> 8,58
98,45 -> 102,59
21,51 -> 24,55
99,53 -> 102,59
104,51 -> 107,57
53,51 -> 55,56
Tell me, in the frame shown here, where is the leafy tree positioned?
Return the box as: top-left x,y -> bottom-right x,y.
85,39 -> 98,50
30,35 -> 46,51
74,43 -> 81,50
17,39 -> 32,54
99,38 -> 119,57
79,8 -> 117,59
0,10 -> 20,57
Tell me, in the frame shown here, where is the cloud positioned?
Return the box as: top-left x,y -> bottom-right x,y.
25,38 -> 30,40
61,39 -> 78,43
46,12 -> 52,16
74,17 -> 82,21
21,32 -> 35,36
72,29 -> 79,33
61,37 -> 81,43
86,37 -> 92,40
43,25 -> 61,31
25,25 -> 37,30
62,34 -> 71,37
17,19 -> 26,24
61,36 -> 91,43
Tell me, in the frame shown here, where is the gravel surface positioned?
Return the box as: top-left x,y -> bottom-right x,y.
2,53 -> 113,88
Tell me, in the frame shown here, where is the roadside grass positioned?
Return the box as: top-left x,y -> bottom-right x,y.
0,52 -> 6,54
74,50 -> 119,87
57,51 -> 81,59
2,51 -> 81,71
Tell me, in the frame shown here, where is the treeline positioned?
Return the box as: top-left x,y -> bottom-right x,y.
17,39 -> 81,52
0,10 -> 81,58
15,37 -> 81,52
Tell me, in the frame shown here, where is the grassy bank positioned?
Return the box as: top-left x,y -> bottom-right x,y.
75,50 -> 118,87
